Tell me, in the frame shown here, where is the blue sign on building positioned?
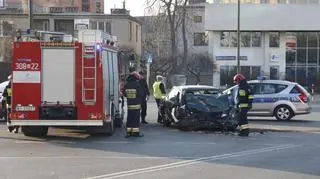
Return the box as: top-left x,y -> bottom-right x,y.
147,54 -> 152,64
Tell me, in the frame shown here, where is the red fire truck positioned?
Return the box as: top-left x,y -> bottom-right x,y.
9,30 -> 122,137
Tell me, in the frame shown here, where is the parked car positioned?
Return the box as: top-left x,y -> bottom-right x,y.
158,85 -> 239,131
0,80 -> 9,120
223,78 -> 311,121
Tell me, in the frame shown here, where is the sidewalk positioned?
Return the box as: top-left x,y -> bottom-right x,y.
250,124 -> 320,133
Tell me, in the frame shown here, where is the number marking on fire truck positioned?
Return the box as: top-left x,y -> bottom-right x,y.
15,63 -> 39,71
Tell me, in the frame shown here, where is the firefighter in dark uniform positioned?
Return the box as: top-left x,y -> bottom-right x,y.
123,68 -> 144,138
2,75 -> 18,133
233,73 -> 254,137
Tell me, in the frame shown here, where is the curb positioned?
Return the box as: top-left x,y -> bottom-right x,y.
249,124 -> 320,133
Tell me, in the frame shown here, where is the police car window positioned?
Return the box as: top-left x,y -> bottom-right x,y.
260,84 -> 287,94
249,83 -> 261,94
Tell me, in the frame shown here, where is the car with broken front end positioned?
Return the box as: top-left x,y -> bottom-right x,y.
158,85 -> 239,131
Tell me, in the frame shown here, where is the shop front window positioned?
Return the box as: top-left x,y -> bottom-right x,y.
297,67 -> 307,86
297,48 -> 307,65
307,67 -> 317,86
308,48 -> 317,64
285,67 -> 296,82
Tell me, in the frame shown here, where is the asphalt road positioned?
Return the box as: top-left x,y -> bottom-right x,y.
0,101 -> 319,179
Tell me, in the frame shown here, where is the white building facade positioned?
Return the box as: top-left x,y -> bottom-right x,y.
205,3 -> 320,88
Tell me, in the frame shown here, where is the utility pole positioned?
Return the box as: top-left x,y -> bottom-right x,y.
29,0 -> 33,30
237,0 -> 241,73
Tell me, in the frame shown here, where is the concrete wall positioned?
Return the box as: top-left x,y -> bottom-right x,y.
176,4 -> 208,56
209,31 -> 286,87
111,18 -> 142,56
205,4 -> 320,31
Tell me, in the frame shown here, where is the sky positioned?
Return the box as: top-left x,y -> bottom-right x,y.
104,0 -> 147,17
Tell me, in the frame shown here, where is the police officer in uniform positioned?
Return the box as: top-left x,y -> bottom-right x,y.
152,75 -> 166,123
233,73 -> 254,137
123,67 -> 144,138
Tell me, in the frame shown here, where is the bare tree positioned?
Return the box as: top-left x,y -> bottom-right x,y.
186,54 -> 217,85
145,0 -> 188,64
181,0 -> 188,67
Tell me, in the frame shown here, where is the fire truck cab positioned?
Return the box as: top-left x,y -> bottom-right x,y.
9,30 -> 122,137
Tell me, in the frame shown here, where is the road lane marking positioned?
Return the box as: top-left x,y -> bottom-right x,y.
85,144 -> 298,179
0,156 -> 199,160
92,141 -> 217,145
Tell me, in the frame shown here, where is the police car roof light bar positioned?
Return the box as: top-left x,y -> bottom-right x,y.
257,76 -> 268,80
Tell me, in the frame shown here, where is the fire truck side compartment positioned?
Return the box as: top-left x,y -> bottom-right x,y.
41,48 -> 75,104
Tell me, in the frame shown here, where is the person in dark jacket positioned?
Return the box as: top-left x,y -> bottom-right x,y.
138,70 -> 150,124
123,68 -> 144,137
233,73 -> 254,137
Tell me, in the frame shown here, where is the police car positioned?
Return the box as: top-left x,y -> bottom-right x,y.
223,77 -> 311,120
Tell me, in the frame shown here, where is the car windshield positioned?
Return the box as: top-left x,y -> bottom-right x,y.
185,92 -> 229,109
185,88 -> 219,95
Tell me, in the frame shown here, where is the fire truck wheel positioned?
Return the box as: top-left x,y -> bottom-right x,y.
22,126 -> 48,137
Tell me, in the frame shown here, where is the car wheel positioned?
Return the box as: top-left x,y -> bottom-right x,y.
274,105 -> 293,121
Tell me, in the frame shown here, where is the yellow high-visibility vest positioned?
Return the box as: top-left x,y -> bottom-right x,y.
153,81 -> 163,99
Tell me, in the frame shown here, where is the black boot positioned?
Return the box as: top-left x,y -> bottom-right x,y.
141,118 -> 148,124
132,132 -> 144,137
125,132 -> 132,138
238,129 -> 249,137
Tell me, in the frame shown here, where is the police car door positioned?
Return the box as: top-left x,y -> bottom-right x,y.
248,83 -> 264,112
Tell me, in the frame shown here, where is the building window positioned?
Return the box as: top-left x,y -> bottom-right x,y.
308,32 -> 319,47
220,32 -> 230,47
251,32 -> 262,47
90,21 -> 97,29
270,66 -> 279,80
220,66 -> 261,86
82,0 -> 90,12
220,31 -> 261,47
308,48 -> 317,64
194,32 -> 208,46
98,21 -> 104,31
96,1 -> 101,13
105,22 -> 111,34
43,21 -> 49,31
297,32 -> 307,48
240,32 -> 251,47
286,50 -> 296,65
129,22 -> 132,41
269,32 -> 280,47
193,16 -> 202,23
297,48 -> 307,65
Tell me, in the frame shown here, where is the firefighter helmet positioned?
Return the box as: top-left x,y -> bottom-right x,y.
233,73 -> 246,85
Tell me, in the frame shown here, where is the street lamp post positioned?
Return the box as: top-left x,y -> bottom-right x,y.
29,0 -> 33,29
237,0 -> 240,73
